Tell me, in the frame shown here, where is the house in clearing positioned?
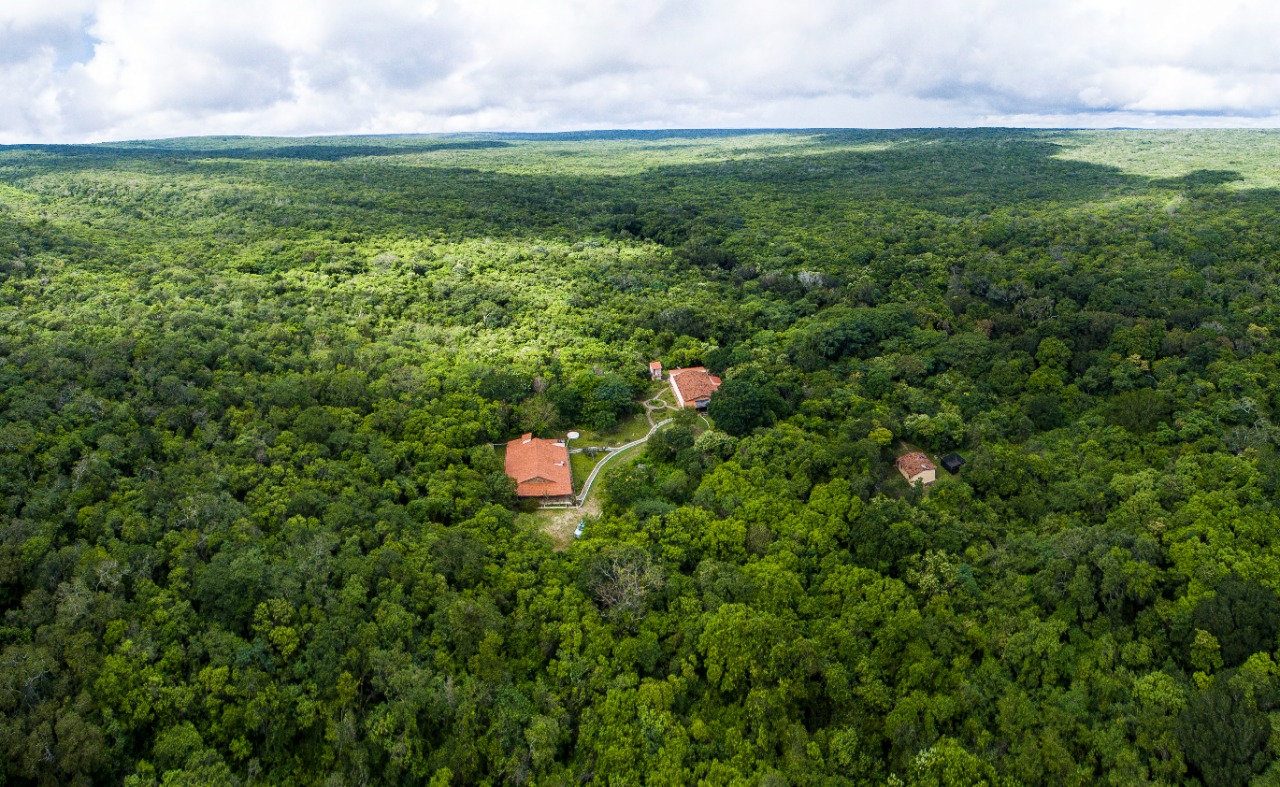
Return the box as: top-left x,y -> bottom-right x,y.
649,361 -> 664,381
668,366 -> 721,410
896,452 -> 936,486
504,433 -> 574,500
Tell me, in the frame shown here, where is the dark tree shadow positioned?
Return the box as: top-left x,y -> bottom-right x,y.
1152,169 -> 1244,189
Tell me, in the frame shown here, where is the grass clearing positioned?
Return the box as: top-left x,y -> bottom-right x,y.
522,506 -> 589,551
570,408 -> 653,448
570,450 -> 603,490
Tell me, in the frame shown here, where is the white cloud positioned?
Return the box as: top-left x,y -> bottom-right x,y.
0,0 -> 1278,142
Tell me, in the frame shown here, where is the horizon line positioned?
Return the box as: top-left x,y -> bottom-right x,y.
5,126 -> 1280,147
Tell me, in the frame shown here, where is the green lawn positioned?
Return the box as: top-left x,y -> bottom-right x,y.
569,450 -> 603,491
569,409 -> 653,448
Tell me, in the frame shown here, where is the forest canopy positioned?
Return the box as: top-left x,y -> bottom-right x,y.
3,129 -> 1280,785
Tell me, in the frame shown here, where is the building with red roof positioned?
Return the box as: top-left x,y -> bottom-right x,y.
668,366 -> 721,409
896,452 -> 936,486
505,434 -> 574,499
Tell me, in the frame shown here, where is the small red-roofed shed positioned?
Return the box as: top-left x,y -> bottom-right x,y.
505,434 -> 574,499
896,452 -> 936,486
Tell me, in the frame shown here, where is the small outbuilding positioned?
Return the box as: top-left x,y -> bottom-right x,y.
504,433 -> 574,500
896,452 -> 936,486
940,453 -> 965,475
649,361 -> 664,381
668,366 -> 722,410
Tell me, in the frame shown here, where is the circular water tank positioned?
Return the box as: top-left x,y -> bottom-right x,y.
567,431 -> 580,440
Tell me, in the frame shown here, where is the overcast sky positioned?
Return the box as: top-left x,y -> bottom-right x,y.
2,0 -> 1279,143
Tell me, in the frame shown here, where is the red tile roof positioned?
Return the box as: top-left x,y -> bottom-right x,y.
650,361 -> 663,370
505,434 -> 573,497
669,367 -> 722,407
896,452 -> 935,477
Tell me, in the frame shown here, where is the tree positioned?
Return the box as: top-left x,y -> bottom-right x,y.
517,394 -> 559,433
904,737 -> 1011,787
586,547 -> 664,630
1191,575 -> 1280,668
1035,336 -> 1072,370
693,429 -> 737,462
706,379 -> 765,436
1179,672 -> 1274,786
697,604 -> 789,693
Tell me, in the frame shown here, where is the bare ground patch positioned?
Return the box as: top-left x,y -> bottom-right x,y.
532,496 -> 602,551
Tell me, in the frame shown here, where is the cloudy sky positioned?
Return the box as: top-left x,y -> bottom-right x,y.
2,0 -> 1278,142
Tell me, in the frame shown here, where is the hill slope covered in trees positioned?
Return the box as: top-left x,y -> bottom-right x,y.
3,130 -> 1280,785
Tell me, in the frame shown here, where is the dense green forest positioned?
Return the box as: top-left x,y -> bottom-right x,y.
3,128 -> 1280,785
